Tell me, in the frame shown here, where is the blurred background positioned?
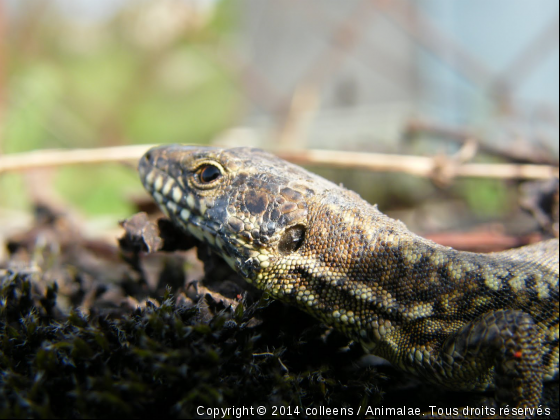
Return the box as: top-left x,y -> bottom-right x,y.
0,0 -> 558,241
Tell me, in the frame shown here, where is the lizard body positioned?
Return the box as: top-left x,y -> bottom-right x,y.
138,145 -> 559,408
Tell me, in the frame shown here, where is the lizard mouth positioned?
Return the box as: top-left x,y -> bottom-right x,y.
139,150 -> 257,271
138,154 -> 222,246
138,145 -> 311,279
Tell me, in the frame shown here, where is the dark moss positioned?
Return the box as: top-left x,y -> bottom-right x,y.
0,270 -> 383,419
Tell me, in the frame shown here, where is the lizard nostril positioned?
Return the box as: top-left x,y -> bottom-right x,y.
278,225 -> 306,254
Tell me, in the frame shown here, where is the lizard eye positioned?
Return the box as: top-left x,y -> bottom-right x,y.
198,165 -> 222,184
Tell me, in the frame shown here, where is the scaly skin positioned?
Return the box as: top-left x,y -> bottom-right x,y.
138,145 -> 559,408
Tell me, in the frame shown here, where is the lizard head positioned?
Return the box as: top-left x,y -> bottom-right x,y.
139,145 -> 337,283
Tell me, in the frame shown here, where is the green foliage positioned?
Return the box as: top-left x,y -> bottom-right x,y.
458,178 -> 513,218
2,2 -> 242,217
54,164 -> 140,217
0,173 -> 30,211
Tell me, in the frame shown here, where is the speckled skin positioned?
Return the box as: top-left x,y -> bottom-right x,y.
139,145 -> 559,408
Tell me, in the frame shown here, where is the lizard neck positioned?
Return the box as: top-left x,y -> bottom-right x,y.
257,190 -> 556,360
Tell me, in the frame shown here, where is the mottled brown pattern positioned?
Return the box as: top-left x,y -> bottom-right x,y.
139,145 -> 559,408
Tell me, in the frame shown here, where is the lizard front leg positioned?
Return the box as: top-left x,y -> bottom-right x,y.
439,309 -> 544,408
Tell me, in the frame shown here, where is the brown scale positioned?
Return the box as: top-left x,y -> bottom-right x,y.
139,145 -> 559,409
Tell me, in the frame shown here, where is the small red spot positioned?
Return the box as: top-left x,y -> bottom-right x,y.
237,294 -> 242,300
513,350 -> 523,359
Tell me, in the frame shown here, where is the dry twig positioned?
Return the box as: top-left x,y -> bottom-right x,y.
406,119 -> 558,165
0,145 -> 156,173
0,145 -> 557,182
276,148 -> 558,181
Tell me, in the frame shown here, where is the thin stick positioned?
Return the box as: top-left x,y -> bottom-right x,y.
0,145 -> 157,173
493,17 -> 559,92
275,149 -> 558,180
406,119 -> 557,165
0,145 -> 557,181
377,0 -> 491,88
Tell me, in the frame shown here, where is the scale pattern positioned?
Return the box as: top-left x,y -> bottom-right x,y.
138,145 -> 559,408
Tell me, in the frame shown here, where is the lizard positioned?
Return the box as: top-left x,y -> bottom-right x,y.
138,145 -> 559,409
